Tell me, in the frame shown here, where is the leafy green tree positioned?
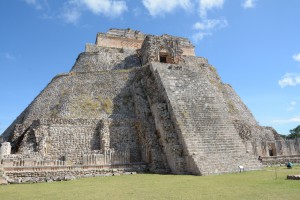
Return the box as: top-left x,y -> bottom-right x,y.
287,125 -> 300,139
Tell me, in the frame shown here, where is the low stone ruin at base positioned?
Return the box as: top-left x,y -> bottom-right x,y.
287,175 -> 300,180
1,29 -> 300,183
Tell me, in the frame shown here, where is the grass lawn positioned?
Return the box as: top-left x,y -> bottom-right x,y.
1,166 -> 300,200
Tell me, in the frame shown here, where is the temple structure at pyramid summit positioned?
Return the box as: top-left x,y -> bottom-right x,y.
0,28 -> 299,183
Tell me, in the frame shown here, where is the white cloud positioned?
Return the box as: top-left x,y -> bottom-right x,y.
192,18 -> 228,41
61,7 -> 81,24
5,53 -> 16,61
287,101 -> 296,111
59,0 -> 128,24
242,0 -> 256,9
199,0 -> 224,19
278,73 -> 300,88
80,0 -> 128,17
293,53 -> 300,62
24,0 -> 49,10
192,32 -> 211,41
26,0 -> 127,24
142,0 -> 192,17
272,116 -> 300,124
193,18 -> 227,30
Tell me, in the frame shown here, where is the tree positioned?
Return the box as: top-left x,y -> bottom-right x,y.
287,125 -> 300,139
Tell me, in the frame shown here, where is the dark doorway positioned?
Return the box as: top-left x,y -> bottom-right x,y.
160,56 -> 167,63
269,149 -> 274,156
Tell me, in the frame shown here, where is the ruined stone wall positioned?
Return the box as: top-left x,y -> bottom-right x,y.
96,36 -> 144,50
72,47 -> 141,72
140,35 -> 195,65
4,116 -> 140,165
3,164 -> 146,184
108,118 -> 140,163
95,29 -> 145,50
1,70 -> 141,162
248,138 -> 300,157
37,119 -> 101,164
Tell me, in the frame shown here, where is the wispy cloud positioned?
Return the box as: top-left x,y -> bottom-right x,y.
293,53 -> 300,62
192,18 -> 228,41
142,0 -> 192,17
60,1 -> 81,24
24,0 -> 48,10
193,18 -> 228,30
287,101 -> 296,111
25,0 -> 128,24
60,0 -> 128,24
142,0 -> 225,18
242,0 -> 257,9
5,53 -> 16,61
272,116 -> 300,124
278,73 -> 300,88
191,0 -> 227,42
199,0 -> 224,19
80,0 -> 128,17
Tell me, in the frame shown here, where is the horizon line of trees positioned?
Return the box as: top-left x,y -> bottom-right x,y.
280,125 -> 300,139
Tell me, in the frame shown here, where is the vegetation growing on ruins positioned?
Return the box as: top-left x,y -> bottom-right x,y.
227,99 -> 238,115
102,98 -> 113,114
1,167 -> 300,200
80,96 -> 100,111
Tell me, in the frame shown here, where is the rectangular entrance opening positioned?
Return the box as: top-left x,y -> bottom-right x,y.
160,56 -> 167,63
269,149 -> 274,156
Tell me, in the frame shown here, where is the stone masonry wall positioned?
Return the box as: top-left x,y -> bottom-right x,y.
141,65 -> 188,174
96,29 -> 146,50
72,47 -> 141,72
5,116 -> 140,165
249,138 -> 300,157
140,35 -> 195,65
150,61 -> 262,175
131,76 -> 170,173
4,164 -> 146,184
2,69 -> 141,163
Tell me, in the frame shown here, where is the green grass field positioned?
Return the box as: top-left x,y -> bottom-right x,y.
1,166 -> 300,200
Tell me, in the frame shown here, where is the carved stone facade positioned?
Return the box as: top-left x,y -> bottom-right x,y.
140,34 -> 195,65
95,28 -> 146,50
1,28 -> 299,183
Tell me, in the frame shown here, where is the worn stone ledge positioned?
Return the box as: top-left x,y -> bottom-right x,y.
3,163 -> 146,172
287,175 -> 300,180
2,163 -> 146,184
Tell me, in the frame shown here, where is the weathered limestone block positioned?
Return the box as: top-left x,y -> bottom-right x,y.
96,28 -> 146,50
0,142 -> 11,157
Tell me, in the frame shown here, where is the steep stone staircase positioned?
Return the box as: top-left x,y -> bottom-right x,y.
151,62 -> 262,175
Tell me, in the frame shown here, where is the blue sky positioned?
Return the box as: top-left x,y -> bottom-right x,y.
0,0 -> 300,135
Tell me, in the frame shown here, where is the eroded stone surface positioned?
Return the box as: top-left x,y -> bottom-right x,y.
1,29 -> 299,182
